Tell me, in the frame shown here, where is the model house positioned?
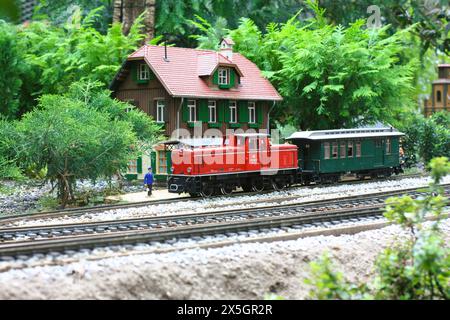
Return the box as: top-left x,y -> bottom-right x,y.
110,38 -> 282,181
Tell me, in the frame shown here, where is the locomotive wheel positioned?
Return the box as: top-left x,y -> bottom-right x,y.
200,184 -> 214,198
220,185 -> 233,195
252,179 -> 265,192
271,179 -> 286,191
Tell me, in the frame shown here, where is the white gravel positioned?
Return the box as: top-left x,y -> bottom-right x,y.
0,218 -> 448,299
5,175 -> 449,228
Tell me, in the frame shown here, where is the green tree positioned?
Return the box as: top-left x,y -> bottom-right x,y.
0,21 -> 24,118
193,4 -> 417,129
307,157 -> 450,300
15,95 -> 137,207
3,7 -> 147,118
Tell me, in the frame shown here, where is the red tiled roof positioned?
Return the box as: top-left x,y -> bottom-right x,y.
128,45 -> 282,101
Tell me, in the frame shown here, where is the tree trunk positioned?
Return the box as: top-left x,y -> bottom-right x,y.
112,0 -> 156,43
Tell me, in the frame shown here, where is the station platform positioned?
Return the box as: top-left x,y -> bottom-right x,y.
106,187 -> 189,203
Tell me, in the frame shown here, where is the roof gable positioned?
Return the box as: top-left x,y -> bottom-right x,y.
121,45 -> 282,101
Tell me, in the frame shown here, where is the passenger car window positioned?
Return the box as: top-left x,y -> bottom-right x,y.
324,142 -> 330,159
332,142 -> 338,159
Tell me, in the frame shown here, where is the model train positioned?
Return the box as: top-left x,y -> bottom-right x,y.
167,128 -> 405,197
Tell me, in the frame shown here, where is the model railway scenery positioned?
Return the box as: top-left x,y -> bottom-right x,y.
0,0 -> 449,310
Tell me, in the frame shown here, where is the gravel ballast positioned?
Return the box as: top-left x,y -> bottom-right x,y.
0,219 -> 448,300
5,175 -> 449,228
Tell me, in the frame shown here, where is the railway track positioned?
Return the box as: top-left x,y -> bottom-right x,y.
1,184 -> 447,259
0,172 -> 426,226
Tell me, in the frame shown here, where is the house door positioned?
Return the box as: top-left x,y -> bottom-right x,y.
374,139 -> 384,167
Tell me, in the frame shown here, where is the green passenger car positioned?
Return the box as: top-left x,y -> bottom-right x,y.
286,128 -> 404,183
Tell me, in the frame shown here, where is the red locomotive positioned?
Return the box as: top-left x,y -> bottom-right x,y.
168,133 -> 298,197
167,128 -> 404,197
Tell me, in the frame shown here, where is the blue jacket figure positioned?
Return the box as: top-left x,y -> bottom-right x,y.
144,167 -> 153,196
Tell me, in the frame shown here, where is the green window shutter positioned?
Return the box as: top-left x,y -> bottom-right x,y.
131,63 -> 137,82
217,100 -> 224,122
230,69 -> 236,87
199,99 -> 208,122
257,103 -> 263,124
182,99 -> 189,122
213,70 -> 219,85
150,151 -> 156,171
167,151 -> 172,173
137,156 -> 143,174
149,69 -> 155,80
238,100 -> 248,123
223,100 -> 230,123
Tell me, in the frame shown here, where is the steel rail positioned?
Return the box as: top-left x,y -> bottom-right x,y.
0,173 -> 427,225
1,186 -> 447,258
0,184 -> 441,241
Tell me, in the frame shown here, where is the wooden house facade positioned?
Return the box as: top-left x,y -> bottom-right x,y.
110,38 -> 282,181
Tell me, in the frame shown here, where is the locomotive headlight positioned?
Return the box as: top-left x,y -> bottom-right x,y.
186,167 -> 192,173
170,167 -> 174,173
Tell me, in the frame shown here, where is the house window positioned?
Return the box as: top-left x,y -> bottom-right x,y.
340,141 -> 346,158
156,100 -> 165,123
386,138 -> 391,154
324,142 -> 330,159
139,64 -> 150,80
331,142 -> 337,159
347,141 -> 353,157
128,159 -> 137,173
218,68 -> 229,85
188,100 -> 196,122
356,141 -> 361,157
229,101 -> 237,123
436,90 -> 442,103
248,102 -> 256,124
208,101 -> 216,123
158,152 -> 167,174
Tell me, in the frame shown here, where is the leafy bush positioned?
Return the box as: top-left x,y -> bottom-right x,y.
307,157 -> 450,300
14,94 -> 137,207
0,7 -> 146,118
398,111 -> 450,167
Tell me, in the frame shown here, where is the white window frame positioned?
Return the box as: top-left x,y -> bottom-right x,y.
332,142 -> 338,159
324,142 -> 330,159
248,102 -> 256,124
208,100 -> 216,123
156,100 -> 165,123
356,141 -> 361,158
229,101 -> 237,123
139,64 -> 150,80
218,68 -> 229,85
347,141 -> 353,158
340,141 -> 346,158
188,99 -> 196,122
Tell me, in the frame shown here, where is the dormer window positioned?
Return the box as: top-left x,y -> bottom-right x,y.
139,64 -> 150,80
218,68 -> 229,85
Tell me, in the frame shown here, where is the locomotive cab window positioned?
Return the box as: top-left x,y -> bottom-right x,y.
340,142 -> 346,158
324,142 -> 330,159
248,137 -> 258,150
332,142 -> 338,159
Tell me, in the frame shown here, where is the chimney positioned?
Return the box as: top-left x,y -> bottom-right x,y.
219,37 -> 234,62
